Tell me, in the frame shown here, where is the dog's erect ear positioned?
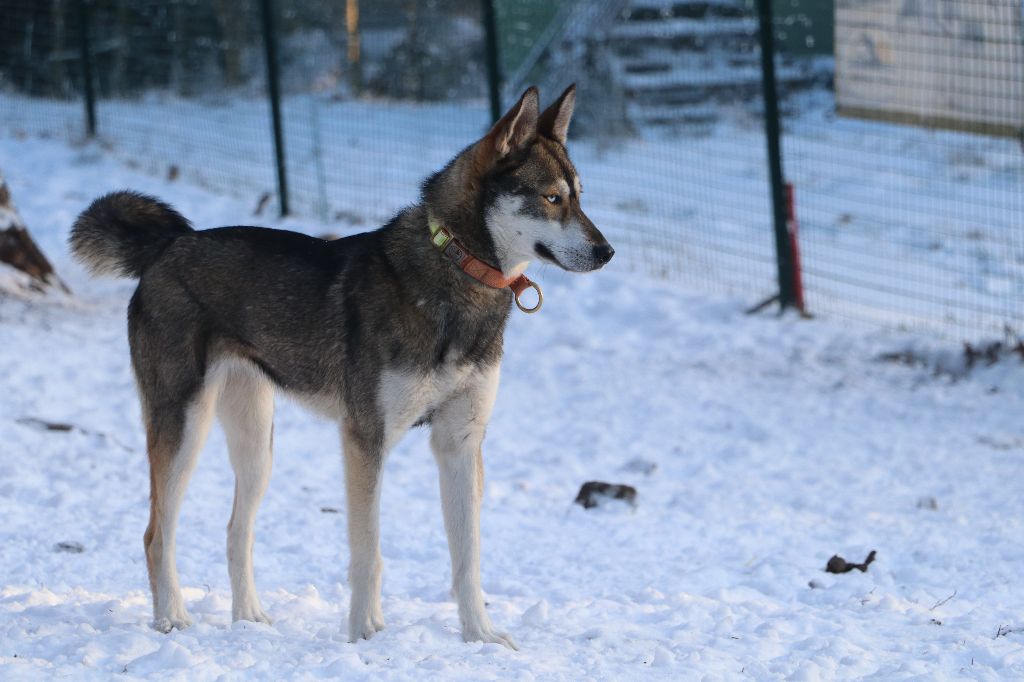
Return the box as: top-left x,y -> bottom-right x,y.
479,87 -> 539,166
537,84 -> 576,145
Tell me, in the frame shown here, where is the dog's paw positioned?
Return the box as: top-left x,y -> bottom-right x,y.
462,626 -> 518,651
232,606 -> 273,626
348,621 -> 384,642
348,614 -> 386,642
371,606 -> 385,632
152,613 -> 192,633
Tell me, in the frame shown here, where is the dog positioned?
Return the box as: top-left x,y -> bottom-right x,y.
69,85 -> 613,649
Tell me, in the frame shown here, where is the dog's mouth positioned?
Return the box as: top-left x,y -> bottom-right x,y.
534,241 -> 614,272
534,242 -> 562,268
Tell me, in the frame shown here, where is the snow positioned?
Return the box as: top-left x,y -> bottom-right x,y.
2,132 -> 1024,680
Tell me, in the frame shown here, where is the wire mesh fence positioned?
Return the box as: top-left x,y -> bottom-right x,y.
783,0 -> 1024,338
0,0 -> 1021,342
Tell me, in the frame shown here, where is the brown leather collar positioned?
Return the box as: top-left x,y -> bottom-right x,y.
428,214 -> 543,313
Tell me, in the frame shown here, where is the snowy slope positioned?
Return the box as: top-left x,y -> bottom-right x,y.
2,135 -> 1024,680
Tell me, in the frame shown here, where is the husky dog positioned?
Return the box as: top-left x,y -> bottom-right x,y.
69,85 -> 612,649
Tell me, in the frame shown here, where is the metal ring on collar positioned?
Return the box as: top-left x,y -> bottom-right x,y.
514,281 -> 543,314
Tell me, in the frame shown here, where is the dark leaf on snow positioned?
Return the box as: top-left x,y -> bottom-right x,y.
575,482 -> 637,510
826,550 -> 876,574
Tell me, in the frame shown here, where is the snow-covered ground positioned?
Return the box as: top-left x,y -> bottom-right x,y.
2,133 -> 1024,680
3,89 -> 1022,340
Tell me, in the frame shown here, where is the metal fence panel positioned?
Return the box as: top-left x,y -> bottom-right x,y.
268,1 -> 492,225
1,0 -> 1021,341
778,0 -> 1024,338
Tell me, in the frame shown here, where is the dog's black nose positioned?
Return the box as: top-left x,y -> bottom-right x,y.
592,243 -> 615,265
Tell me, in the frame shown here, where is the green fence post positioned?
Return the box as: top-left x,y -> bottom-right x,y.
260,0 -> 289,216
481,0 -> 503,124
77,0 -> 97,137
756,0 -> 796,310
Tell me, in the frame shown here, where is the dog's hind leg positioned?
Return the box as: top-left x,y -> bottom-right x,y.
143,382 -> 219,633
341,419 -> 386,641
218,360 -> 275,625
430,365 -> 517,650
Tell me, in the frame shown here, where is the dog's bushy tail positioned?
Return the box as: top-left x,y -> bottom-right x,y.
70,191 -> 193,278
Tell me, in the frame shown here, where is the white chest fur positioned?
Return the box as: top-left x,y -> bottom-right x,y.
377,363 -> 495,451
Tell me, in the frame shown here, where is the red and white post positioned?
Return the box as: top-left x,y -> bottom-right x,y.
785,182 -> 807,315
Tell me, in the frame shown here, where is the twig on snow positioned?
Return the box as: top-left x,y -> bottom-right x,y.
995,624 -> 1015,639
930,589 -> 957,611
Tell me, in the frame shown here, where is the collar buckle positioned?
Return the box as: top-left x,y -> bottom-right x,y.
431,227 -> 453,249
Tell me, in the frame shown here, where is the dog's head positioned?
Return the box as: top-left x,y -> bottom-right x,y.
473,86 -> 614,276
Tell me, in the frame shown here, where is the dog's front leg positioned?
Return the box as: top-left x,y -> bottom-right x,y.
341,420 -> 386,641
430,366 -> 517,650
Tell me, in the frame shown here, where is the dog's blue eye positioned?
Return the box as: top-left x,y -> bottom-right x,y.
545,195 -> 561,205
